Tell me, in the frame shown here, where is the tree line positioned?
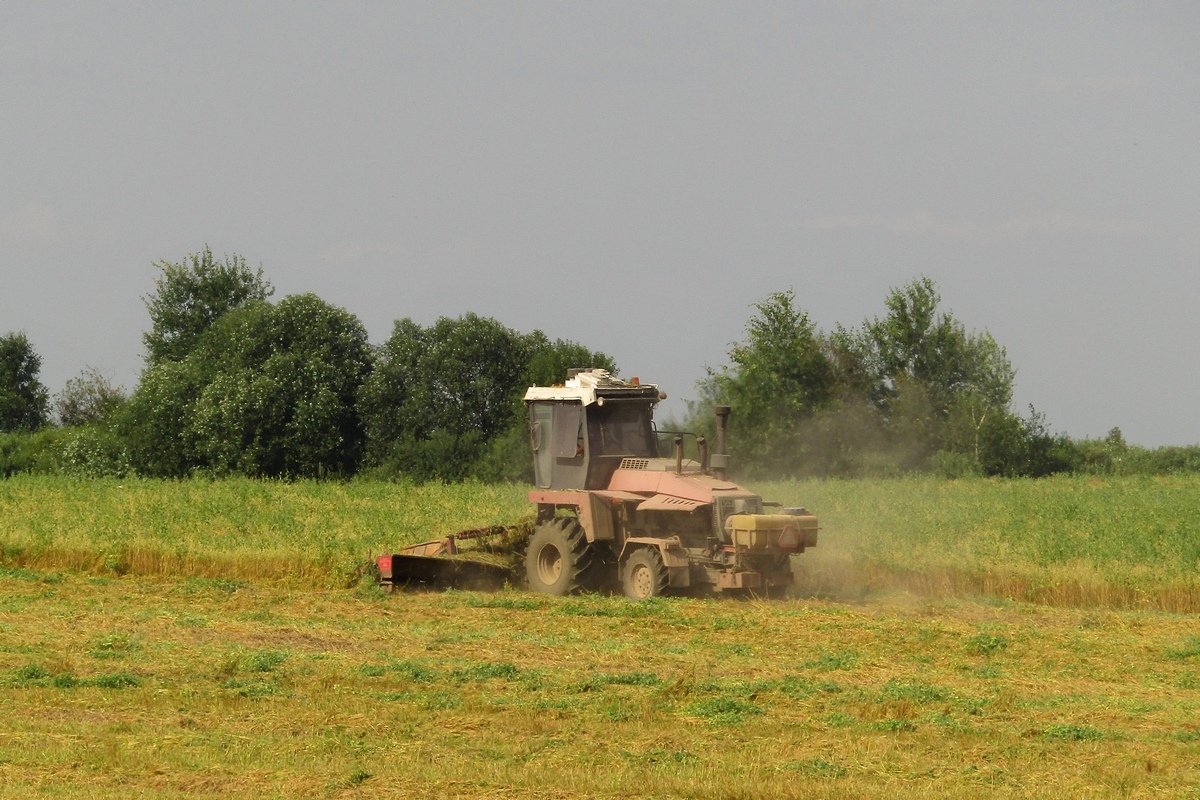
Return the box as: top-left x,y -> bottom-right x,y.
2,248 -> 1195,480
686,280 -> 1200,478
1,247 -> 610,480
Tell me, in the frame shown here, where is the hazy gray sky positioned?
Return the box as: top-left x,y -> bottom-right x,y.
3,2 -> 1198,445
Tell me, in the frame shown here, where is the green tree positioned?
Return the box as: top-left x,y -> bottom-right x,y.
117,359 -> 205,477
123,294 -> 371,478
522,331 -> 615,388
828,277 -> 1016,470
358,314 -> 613,481
691,279 -> 1032,478
940,397 -> 1075,478
696,290 -> 835,477
0,332 -> 49,432
860,277 -> 1014,417
53,367 -> 127,426
142,246 -> 273,365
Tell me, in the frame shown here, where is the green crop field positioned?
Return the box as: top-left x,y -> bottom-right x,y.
761,476 -> 1200,613
0,476 -> 532,587
3,474 -> 1199,609
2,475 -> 1199,798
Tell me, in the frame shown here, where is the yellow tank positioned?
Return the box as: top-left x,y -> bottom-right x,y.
725,513 -> 818,549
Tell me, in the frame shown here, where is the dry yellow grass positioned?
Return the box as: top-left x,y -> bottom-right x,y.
2,568 -> 1199,798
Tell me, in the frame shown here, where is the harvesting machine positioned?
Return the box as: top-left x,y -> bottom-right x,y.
378,369 -> 818,599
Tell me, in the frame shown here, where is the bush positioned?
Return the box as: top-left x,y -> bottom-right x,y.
0,428 -> 69,477
59,426 -> 133,478
1070,429 -> 1200,476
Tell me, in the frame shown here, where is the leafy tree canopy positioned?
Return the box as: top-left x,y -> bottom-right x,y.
0,332 -> 49,432
857,276 -> 1015,417
697,290 -> 834,476
692,278 -> 1034,479
143,246 -> 274,366
53,367 -> 127,427
122,294 -> 371,478
359,314 -> 614,481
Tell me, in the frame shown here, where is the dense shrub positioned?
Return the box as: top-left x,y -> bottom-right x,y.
58,426 -> 133,478
0,428 -> 68,477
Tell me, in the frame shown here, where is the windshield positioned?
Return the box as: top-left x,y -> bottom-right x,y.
587,402 -> 656,457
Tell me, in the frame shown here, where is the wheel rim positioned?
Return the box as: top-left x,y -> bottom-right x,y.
630,563 -> 652,599
537,543 -> 563,585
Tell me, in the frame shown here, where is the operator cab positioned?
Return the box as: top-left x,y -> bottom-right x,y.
525,369 -> 663,490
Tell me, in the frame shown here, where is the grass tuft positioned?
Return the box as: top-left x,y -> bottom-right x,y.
557,596 -> 676,618
879,680 -> 951,705
686,696 -> 764,725
90,671 -> 141,689
451,661 -> 522,682
90,632 -> 136,659
964,631 -> 1010,655
243,650 -> 288,673
1042,724 -> 1106,742
223,678 -> 283,698
1165,637 -> 1200,659
872,718 -> 916,733
803,649 -> 859,671
388,660 -> 436,682
621,748 -> 699,765
780,758 -> 847,778
12,664 -> 49,684
465,594 -> 543,610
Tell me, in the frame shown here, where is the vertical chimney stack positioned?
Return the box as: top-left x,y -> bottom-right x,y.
712,406 -> 731,479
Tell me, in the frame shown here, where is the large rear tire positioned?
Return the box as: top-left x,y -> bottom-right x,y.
622,547 -> 668,600
525,518 -> 596,596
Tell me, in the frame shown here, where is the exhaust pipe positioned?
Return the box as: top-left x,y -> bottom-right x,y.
712,406 -> 731,479
697,436 -> 709,474
674,436 -> 684,474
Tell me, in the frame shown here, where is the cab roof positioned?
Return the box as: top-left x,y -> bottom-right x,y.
523,369 -> 663,407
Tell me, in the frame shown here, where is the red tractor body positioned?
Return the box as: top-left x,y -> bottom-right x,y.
521,369 -> 817,598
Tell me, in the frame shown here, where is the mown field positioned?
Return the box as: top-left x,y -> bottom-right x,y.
2,475 -> 1199,798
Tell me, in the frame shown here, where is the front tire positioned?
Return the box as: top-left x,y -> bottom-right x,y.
622,547 -> 668,600
525,518 -> 595,596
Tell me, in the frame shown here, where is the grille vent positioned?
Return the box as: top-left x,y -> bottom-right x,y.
619,458 -> 650,470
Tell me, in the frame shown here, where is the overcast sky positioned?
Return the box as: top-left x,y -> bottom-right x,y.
2,2 -> 1198,445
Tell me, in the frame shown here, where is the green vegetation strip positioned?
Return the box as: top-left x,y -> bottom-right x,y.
0,475 -> 530,587
4,474 -> 1200,609
757,474 -> 1200,611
